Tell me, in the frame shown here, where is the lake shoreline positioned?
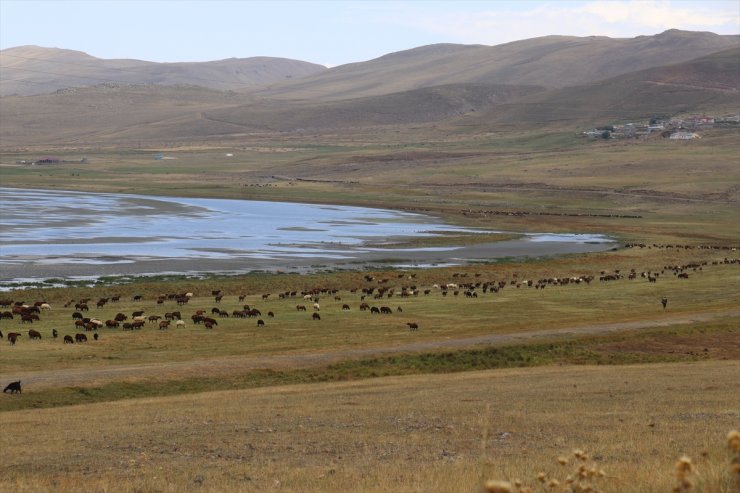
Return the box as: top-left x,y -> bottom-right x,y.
0,187 -> 617,285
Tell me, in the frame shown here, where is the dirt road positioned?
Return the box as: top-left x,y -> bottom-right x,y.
8,310 -> 739,390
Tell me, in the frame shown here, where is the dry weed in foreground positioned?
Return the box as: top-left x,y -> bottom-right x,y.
484,430 -> 740,493
729,430 -> 740,483
483,448 -> 607,493
673,455 -> 695,493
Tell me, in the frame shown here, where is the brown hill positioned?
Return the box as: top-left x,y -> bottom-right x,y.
471,47 -> 740,125
0,46 -> 327,96
1,33 -> 737,148
0,84 -> 254,146
0,82 -> 542,147
251,30 -> 739,101
203,83 -> 544,132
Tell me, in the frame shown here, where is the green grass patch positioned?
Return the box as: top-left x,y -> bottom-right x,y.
0,329 -> 715,413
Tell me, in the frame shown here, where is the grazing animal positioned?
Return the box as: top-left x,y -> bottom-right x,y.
342,304 -> 350,311
313,302 -> 320,311
3,381 -> 21,394
0,330 -> 3,339
267,311 -> 275,318
296,305 -> 306,311
64,335 -> 74,344
176,320 -> 185,327
93,333 -> 99,341
159,320 -> 170,330
8,333 -> 19,345
52,328 -> 58,338
661,297 -> 668,310
312,313 -> 321,320
406,322 -> 419,331
257,319 -> 265,327
75,333 -> 87,343
28,329 -> 42,340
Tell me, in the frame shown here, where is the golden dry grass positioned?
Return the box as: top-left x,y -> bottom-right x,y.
1,361 -> 738,492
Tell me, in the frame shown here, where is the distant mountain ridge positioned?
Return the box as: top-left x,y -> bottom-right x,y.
0,45 -> 328,96
0,30 -> 737,148
251,29 -> 739,100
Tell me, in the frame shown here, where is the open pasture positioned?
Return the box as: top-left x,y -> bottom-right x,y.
1,361 -> 738,493
2,245 -> 737,384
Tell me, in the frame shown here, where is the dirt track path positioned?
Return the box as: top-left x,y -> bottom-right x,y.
9,310 -> 739,390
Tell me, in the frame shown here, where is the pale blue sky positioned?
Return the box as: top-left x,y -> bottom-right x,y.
1,1 -> 738,66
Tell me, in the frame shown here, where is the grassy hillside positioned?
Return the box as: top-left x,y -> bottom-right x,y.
473,47 -> 740,124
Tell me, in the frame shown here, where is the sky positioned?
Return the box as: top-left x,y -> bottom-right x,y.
1,0 -> 738,67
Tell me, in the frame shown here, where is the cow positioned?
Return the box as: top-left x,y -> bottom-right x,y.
75,333 -> 88,343
64,335 -> 74,344
28,329 -> 42,340
3,381 -> 21,394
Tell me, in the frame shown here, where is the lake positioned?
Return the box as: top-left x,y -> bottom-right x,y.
0,188 -> 616,284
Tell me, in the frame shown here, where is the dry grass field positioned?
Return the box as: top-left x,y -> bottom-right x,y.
1,362 -> 738,493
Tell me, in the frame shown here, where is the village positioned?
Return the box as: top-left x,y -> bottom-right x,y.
582,113 -> 740,140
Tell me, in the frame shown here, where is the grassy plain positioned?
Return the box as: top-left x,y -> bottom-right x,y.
2,362 -> 738,493
0,124 -> 738,491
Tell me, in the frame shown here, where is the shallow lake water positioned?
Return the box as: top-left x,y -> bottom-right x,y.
0,188 -> 617,284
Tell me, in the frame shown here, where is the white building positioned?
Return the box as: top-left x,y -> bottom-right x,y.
669,132 -> 700,140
